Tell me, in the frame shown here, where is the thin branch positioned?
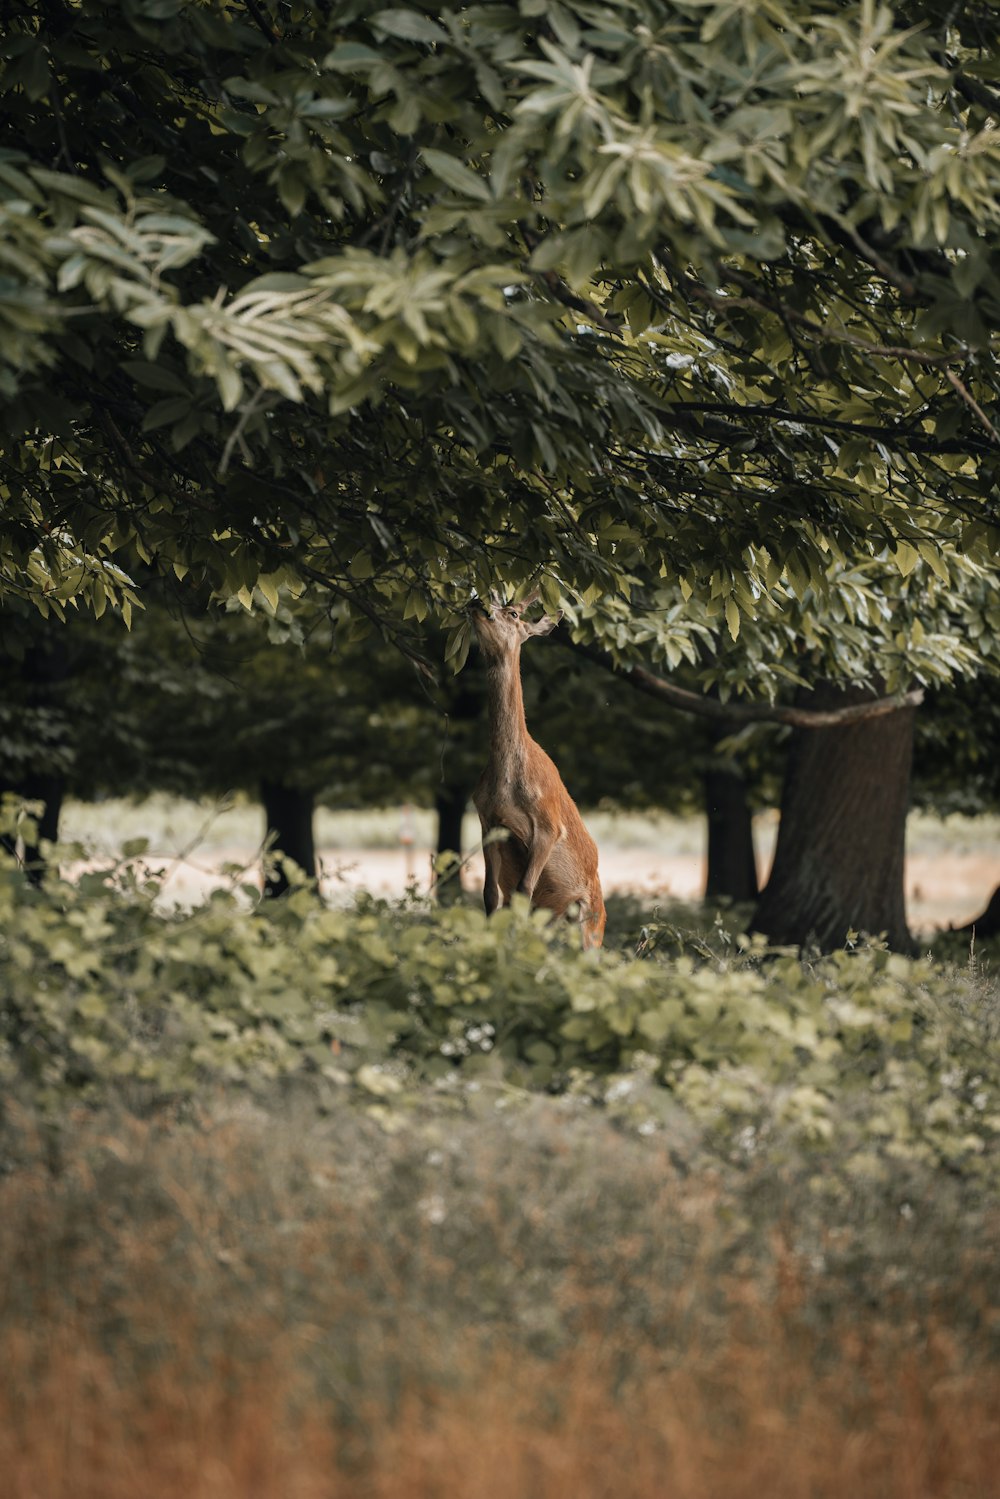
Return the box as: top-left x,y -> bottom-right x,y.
519,225 -> 622,335
949,68 -> 1000,116
832,220 -> 919,299
661,400 -> 993,456
219,388 -> 268,476
242,0 -> 279,43
944,368 -> 1000,445
676,262 -> 950,367
567,639 -> 923,727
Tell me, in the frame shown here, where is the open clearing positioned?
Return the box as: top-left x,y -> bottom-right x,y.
60,798 -> 1000,934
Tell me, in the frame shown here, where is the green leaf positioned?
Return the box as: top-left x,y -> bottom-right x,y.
894,543 -> 919,577
123,361 -> 190,395
323,43 -> 383,69
370,10 -> 448,43
421,149 -> 492,202
141,397 -> 191,432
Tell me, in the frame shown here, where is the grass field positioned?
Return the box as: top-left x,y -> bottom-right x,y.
59,794 -> 714,856
58,795 -> 1000,931
59,793 -> 1000,860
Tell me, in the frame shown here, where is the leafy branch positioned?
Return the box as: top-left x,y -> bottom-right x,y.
567,639 -> 924,728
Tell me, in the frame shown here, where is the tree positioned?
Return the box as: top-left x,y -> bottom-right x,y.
3,0 -> 1000,641
565,554 -> 996,944
0,588 -> 436,887
751,685 -> 917,951
703,721 -> 760,905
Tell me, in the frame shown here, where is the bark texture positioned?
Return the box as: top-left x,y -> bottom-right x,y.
433,674 -> 484,904
752,685 -> 916,952
261,781 -> 316,898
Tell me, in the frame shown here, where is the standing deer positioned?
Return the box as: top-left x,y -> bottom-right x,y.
471,590 -> 606,949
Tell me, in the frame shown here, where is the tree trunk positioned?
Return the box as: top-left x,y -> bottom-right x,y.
433,667 -> 486,904
752,685 -> 916,952
19,773 -> 64,885
1,633 -> 69,882
434,784 -> 469,904
703,726 -> 758,903
261,780 -> 316,898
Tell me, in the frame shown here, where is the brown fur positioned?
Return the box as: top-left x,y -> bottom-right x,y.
472,596 -> 606,949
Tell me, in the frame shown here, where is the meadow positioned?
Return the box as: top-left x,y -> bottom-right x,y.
59,795 -> 1000,931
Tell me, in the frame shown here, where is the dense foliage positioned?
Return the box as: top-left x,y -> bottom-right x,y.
3,0 -> 999,677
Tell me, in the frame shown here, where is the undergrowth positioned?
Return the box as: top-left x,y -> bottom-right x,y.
2,804 -> 998,1182
3,804 -> 1000,1496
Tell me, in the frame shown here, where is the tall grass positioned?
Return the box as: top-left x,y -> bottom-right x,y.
2,1097 -> 998,1498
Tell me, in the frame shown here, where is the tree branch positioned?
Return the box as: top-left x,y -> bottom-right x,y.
944,368 -> 1000,446
520,224 -> 622,335
566,639 -> 923,727
949,68 -> 1000,117
661,400 -> 993,456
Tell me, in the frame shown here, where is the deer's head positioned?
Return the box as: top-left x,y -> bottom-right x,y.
472,588 -> 562,659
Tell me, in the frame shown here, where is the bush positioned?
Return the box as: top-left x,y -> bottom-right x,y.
2,805 -> 999,1182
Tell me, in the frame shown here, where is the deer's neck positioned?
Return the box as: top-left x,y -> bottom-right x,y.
486,651 -> 529,780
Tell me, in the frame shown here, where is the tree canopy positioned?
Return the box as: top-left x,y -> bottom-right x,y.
2,0 -> 999,679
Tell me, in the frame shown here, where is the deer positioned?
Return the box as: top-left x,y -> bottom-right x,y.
471,589 -> 606,949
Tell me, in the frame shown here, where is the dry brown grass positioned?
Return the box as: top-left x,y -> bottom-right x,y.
2,1100 -> 999,1499
4,1322 -> 1000,1499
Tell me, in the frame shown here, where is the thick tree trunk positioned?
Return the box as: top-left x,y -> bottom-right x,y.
752,685 -> 916,952
434,784 -> 469,904
261,780 -> 316,898
703,727 -> 758,903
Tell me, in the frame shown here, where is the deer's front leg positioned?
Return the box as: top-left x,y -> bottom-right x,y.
482,829 -> 503,916
517,821 -> 561,902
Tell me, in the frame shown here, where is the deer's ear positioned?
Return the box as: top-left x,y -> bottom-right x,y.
518,586 -> 541,609
525,611 -> 562,637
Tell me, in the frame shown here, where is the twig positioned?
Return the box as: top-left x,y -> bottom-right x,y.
219,388 -> 267,476
945,368 -> 1000,445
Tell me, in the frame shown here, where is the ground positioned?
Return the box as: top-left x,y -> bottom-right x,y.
60,798 -> 1000,936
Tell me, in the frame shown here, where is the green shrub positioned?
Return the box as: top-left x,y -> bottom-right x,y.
1,806 -> 998,1181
